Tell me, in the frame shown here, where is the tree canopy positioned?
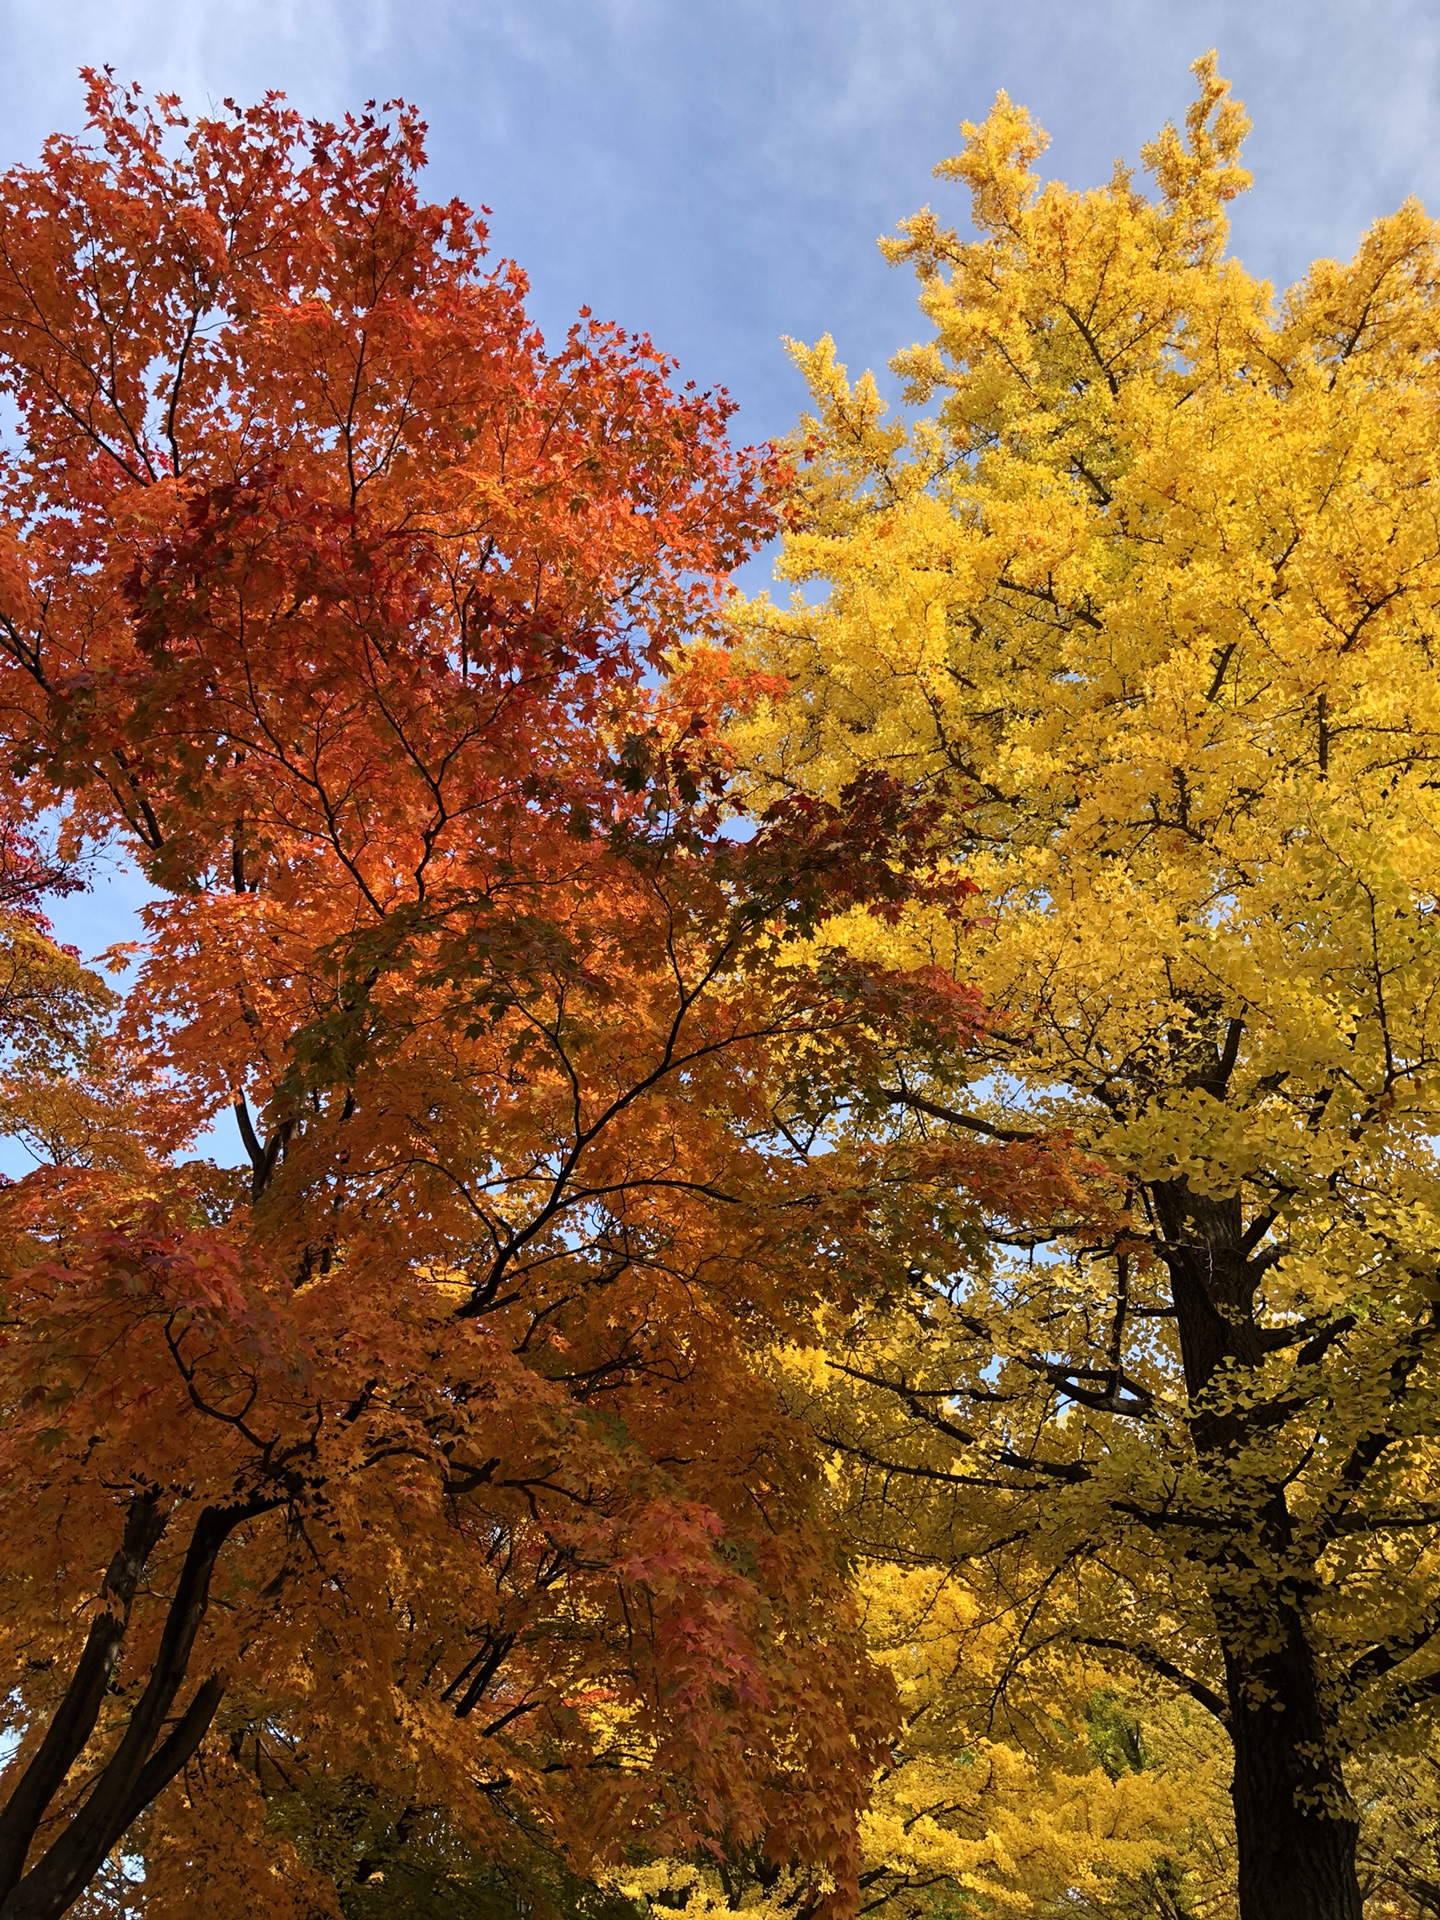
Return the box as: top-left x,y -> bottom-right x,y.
6,52 -> 1440,1920
732,52 -> 1440,1920
0,76 -> 1012,1920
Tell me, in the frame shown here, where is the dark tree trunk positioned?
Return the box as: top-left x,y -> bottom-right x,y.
1154,1178 -> 1365,1920
1225,1620 -> 1363,1920
0,1497 -> 268,1920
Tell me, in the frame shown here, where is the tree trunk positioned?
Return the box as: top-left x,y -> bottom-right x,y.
0,1500 -> 261,1920
1224,1620 -> 1363,1920
1155,1178 -> 1365,1920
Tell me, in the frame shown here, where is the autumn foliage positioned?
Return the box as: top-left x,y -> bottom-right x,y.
12,50 -> 1440,1920
733,52 -> 1440,1920
0,75 -> 1003,1920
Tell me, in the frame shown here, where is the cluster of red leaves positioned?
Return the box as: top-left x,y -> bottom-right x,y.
0,1162 -> 893,1916
0,71 -> 772,897
0,823 -> 79,932
0,74 -> 1082,1920
739,772 -> 981,933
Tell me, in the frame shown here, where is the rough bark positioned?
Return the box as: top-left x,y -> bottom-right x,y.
1155,1179 -> 1364,1920
1226,1633 -> 1362,1920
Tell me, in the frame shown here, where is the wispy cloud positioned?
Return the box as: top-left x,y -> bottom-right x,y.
2,0 -> 1437,493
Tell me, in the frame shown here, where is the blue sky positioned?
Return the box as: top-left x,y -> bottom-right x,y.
2,0 -> 1437,1068
6,0 -> 1437,453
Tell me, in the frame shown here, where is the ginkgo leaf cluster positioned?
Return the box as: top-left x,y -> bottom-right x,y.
731,53 -> 1440,1920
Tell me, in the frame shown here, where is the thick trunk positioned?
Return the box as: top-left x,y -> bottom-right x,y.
0,1494 -> 168,1899
1154,1178 -> 1364,1920
1225,1622 -> 1362,1920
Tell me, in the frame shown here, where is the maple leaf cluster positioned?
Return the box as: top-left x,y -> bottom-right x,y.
0,71 -> 1067,1920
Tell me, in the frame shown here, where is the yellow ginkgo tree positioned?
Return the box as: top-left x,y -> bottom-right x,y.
848,1560 -> 1237,1918
732,55 -> 1440,1920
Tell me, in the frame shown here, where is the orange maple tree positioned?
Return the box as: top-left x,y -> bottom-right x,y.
0,78 -> 1079,1920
